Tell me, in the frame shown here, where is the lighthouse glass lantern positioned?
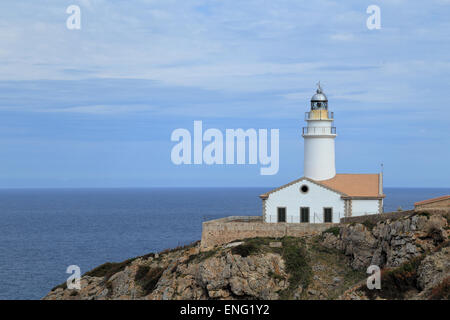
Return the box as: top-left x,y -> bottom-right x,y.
311,84 -> 328,110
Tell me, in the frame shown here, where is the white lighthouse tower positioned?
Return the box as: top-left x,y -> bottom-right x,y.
302,82 -> 336,181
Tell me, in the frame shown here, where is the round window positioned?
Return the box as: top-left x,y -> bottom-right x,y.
300,185 -> 309,194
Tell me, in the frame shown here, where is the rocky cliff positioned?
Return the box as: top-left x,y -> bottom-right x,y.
43,210 -> 449,300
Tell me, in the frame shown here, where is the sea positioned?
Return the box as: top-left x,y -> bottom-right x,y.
0,187 -> 448,300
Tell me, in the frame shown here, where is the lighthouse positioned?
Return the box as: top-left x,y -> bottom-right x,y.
259,83 -> 384,223
302,82 -> 336,181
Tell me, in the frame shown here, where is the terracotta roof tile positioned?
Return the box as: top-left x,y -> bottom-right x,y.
320,174 -> 381,198
260,173 -> 384,199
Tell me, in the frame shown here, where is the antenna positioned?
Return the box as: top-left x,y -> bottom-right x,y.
316,81 -> 322,92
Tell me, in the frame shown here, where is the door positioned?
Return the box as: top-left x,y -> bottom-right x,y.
300,207 -> 310,223
277,207 -> 286,223
324,208 -> 333,223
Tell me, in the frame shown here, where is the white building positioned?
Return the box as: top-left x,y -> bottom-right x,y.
260,83 -> 384,223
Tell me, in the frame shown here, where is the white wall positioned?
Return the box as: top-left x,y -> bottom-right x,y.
264,179 -> 345,223
351,200 -> 380,216
304,137 -> 336,181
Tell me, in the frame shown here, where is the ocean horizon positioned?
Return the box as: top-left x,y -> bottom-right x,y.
0,187 -> 448,300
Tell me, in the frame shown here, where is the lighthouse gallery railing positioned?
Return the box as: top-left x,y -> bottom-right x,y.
302,127 -> 337,135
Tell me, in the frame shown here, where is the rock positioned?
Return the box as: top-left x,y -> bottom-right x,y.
293,287 -> 303,300
322,212 -> 448,270
322,233 -> 339,249
312,264 -> 325,272
225,242 -> 243,248
417,246 -> 450,291
308,289 -> 318,295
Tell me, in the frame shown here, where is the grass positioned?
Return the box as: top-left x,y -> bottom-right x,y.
343,269 -> 367,286
230,238 -> 273,257
278,237 -> 312,299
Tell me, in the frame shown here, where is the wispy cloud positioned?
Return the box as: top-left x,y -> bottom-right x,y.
38,104 -> 158,115
330,33 -> 355,41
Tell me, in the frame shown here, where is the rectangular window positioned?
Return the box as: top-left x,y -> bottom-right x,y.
277,207 -> 286,223
324,208 -> 333,223
300,207 -> 310,223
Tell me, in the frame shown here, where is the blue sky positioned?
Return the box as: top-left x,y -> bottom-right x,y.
0,0 -> 449,187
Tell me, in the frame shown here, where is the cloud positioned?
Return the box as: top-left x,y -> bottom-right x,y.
330,33 -> 355,41
0,1 -> 448,115
38,104 -> 158,115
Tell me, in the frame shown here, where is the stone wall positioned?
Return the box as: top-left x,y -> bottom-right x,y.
415,197 -> 450,209
201,216 -> 337,250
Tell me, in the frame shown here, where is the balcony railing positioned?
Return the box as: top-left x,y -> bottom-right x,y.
302,127 -> 336,135
305,111 -> 334,120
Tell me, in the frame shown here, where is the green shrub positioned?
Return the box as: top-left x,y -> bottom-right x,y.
418,211 -> 431,218
364,255 -> 424,300
134,265 -> 164,295
268,270 -> 285,281
322,226 -> 340,237
231,242 -> 258,257
362,220 -> 376,231
434,240 -> 450,252
83,259 -> 134,280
